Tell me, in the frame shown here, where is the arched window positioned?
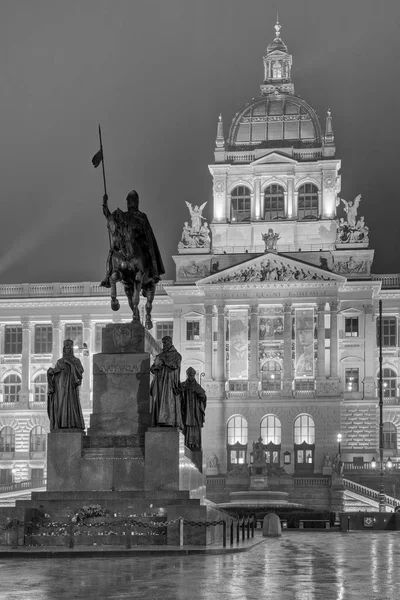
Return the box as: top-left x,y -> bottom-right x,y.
261,360 -> 282,391
380,368 -> 397,398
383,422 -> 397,450
264,185 -> 285,220
0,426 -> 15,453
3,374 -> 21,403
297,184 -> 318,220
30,425 -> 46,454
261,415 -> 281,466
231,186 -> 251,223
33,373 -> 47,403
294,414 -> 315,473
261,415 -> 281,444
294,414 -> 315,444
227,415 -> 248,470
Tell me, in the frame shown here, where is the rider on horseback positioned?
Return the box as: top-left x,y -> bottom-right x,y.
101,190 -> 165,328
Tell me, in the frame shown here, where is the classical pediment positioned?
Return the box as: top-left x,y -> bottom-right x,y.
198,252 -> 346,286
251,151 -> 298,165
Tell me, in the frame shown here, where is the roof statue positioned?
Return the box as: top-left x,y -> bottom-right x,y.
262,228 -> 280,252
178,202 -> 211,251
335,194 -> 369,246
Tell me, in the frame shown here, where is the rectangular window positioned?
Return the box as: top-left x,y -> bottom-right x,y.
0,469 -> 13,485
94,323 -> 106,353
186,321 -> 200,341
353,456 -> 364,466
345,368 -> 359,392
155,321 -> 173,342
64,324 -> 83,348
345,317 -> 359,337
4,326 -> 22,354
34,325 -> 53,354
377,317 -> 397,347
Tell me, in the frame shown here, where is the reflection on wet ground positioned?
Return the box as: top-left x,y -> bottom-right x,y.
1,532 -> 399,600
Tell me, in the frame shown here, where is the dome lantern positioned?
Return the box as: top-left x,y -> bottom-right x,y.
261,19 -> 294,96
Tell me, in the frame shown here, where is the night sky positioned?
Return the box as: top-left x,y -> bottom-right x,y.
0,0 -> 399,284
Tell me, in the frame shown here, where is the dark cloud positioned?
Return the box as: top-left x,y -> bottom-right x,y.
1,0 -> 399,283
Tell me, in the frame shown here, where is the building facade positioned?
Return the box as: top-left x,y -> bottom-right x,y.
1,23 -> 400,488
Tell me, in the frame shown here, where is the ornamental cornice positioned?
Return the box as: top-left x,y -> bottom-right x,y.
0,297 -> 172,309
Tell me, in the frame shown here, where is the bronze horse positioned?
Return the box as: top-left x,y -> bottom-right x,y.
101,191 -> 165,330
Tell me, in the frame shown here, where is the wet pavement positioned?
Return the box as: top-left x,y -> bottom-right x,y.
1,531 -> 399,600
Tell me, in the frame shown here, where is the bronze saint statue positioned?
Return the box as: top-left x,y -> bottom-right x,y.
47,339 -> 85,431
181,367 -> 207,450
101,190 -> 165,329
150,336 -> 183,428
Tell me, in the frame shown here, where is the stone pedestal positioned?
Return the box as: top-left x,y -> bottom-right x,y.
88,352 -> 150,438
47,430 -> 84,491
250,462 -> 269,490
144,428 -> 205,499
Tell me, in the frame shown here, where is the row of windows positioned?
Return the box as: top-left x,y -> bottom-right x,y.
0,425 -> 46,453
230,183 -> 319,222
227,414 -> 398,448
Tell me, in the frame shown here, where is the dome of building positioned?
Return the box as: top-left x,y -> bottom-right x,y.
227,95 -> 322,149
267,36 -> 288,53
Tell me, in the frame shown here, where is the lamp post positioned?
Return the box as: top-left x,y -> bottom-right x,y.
378,299 -> 385,512
337,433 -> 342,455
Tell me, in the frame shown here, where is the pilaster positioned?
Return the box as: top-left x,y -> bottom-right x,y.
81,316 -> 92,409
19,317 -> 31,406
204,305 -> 214,381
329,301 -> 340,393
363,304 -> 376,398
282,303 -> 292,396
249,305 -> 259,395
254,179 -> 261,220
173,309 -> 182,351
51,316 -> 62,365
214,305 -> 226,380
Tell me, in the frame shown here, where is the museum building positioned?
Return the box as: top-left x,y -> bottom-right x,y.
0,23 -> 399,497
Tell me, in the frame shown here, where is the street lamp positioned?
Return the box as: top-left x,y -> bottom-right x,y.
378,299 -> 385,511
337,433 -> 342,455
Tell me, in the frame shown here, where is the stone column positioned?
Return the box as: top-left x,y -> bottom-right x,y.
20,317 -> 31,406
293,189 -> 298,220
363,304 -> 376,398
172,309 -> 182,352
316,301 -> 327,396
81,316 -> 92,409
318,191 -> 323,218
254,178 -> 261,220
287,178 -> 294,218
214,305 -> 226,380
204,305 -> 214,381
51,316 -> 62,365
317,302 -> 326,378
282,303 -> 293,396
329,301 -> 339,380
249,305 -> 259,396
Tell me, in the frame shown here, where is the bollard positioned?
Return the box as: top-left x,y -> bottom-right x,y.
222,521 -> 226,548
230,521 -> 234,545
246,518 -> 250,539
251,517 -> 254,538
236,520 -> 240,543
179,518 -> 184,547
347,516 -> 350,532
241,519 -> 245,541
68,522 -> 74,549
11,519 -> 18,549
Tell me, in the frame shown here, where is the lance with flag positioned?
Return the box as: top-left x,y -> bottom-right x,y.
92,124 -> 108,199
